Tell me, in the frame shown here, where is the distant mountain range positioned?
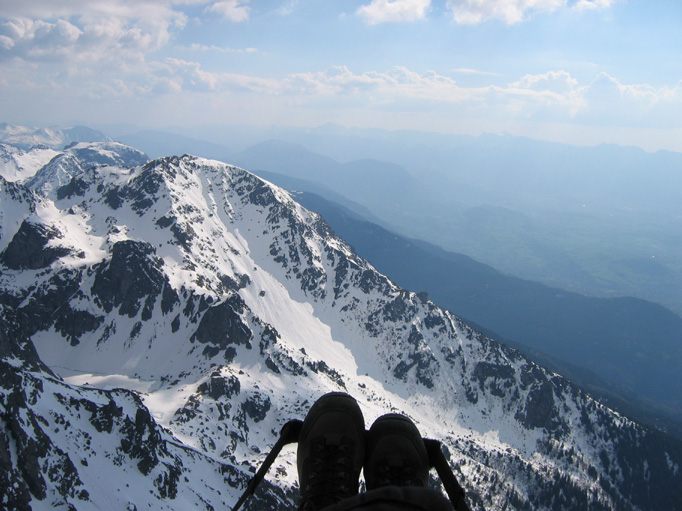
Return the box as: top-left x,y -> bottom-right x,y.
227,134 -> 682,318
117,129 -> 232,162
2,138 -> 682,510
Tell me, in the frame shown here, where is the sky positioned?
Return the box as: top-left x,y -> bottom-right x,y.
1,0 -> 681,152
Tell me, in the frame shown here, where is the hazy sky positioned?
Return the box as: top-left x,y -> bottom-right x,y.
1,0 -> 681,151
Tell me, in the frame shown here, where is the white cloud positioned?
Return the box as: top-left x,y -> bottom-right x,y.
206,0 -> 251,22
284,66 -> 386,95
446,0 -> 616,24
185,43 -> 258,53
585,72 -> 653,102
573,0 -> 617,11
575,72 -> 682,127
0,0 -> 199,20
0,18 -> 83,62
446,0 -> 560,24
511,70 -> 578,93
279,66 -> 679,128
273,1 -> 300,16
501,70 -> 682,128
455,68 -> 501,76
357,0 -> 431,25
0,35 -> 13,50
0,2 -> 187,65
281,66 -> 475,105
503,70 -> 585,118
51,60 -> 672,129
159,58 -> 277,93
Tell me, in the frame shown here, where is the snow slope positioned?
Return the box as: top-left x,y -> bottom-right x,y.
0,143 -> 59,182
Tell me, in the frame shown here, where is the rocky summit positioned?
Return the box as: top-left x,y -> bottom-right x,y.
1,145 -> 681,511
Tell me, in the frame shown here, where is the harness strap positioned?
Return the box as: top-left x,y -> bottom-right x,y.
232,419 -> 303,511
424,439 -> 471,511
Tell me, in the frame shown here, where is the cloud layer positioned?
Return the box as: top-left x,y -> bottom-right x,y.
355,0 -> 620,24
0,1 -> 187,67
357,0 -> 431,24
0,0 -> 677,152
206,0 -> 251,22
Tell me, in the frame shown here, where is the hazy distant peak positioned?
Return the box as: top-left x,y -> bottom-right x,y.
244,138 -> 326,155
0,123 -> 112,150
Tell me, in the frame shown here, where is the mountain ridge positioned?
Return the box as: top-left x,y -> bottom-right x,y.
1,146 -> 681,510
277,183 -> 682,428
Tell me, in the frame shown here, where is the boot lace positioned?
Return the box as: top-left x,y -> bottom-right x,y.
299,438 -> 355,511
375,460 -> 423,487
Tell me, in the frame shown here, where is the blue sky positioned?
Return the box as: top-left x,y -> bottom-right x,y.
1,0 -> 681,151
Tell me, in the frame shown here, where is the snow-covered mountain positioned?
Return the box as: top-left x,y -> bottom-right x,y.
0,312 -> 284,511
0,123 -> 112,151
25,142 -> 149,197
1,140 -> 149,197
0,143 -> 60,183
1,149 -> 681,511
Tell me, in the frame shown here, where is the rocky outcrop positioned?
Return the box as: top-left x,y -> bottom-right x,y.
0,220 -> 73,270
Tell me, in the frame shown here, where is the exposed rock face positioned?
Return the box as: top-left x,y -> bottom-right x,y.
1,220 -> 72,270
0,151 -> 681,511
192,297 -> 252,348
91,240 -> 177,319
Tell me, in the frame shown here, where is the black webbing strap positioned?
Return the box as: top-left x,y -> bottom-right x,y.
424,439 -> 472,511
232,419 -> 303,511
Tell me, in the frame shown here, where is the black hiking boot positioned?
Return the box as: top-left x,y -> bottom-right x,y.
297,392 -> 366,511
364,413 -> 430,490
